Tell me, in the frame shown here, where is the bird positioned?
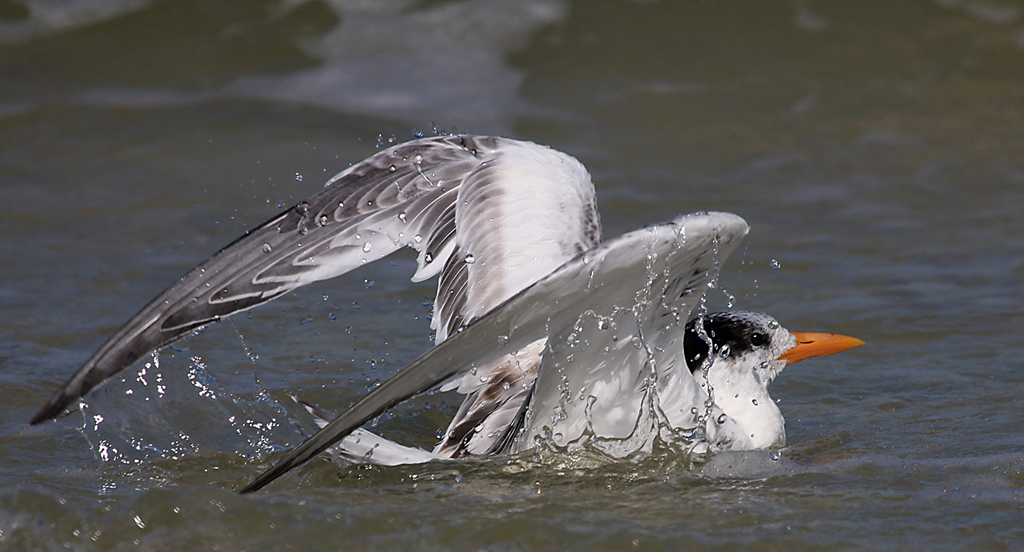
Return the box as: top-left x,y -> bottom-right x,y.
304,310 -> 861,466
30,135 -> 863,492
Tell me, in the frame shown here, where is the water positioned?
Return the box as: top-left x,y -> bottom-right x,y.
2,0 -> 1024,549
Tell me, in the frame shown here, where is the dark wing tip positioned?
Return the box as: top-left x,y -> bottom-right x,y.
238,466 -> 283,494
30,393 -> 70,425
238,441 -> 327,493
30,363 -> 107,425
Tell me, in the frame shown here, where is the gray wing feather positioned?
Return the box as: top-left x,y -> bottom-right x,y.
31,135 -> 497,425
433,245 -> 470,343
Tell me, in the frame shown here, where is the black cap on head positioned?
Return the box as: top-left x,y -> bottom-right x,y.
684,311 -> 773,373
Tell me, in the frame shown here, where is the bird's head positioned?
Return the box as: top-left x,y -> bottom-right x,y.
683,310 -> 863,449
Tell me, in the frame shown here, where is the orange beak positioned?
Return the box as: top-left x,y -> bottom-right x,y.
777,332 -> 864,365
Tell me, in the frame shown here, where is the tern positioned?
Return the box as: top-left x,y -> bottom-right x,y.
31,135 -> 862,492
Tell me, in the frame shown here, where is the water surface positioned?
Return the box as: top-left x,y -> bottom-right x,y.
2,0 -> 1024,549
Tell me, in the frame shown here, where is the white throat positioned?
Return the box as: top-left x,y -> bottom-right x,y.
695,357 -> 787,450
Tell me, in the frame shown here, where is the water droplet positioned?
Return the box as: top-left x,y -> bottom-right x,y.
295,173 -> 303,182
262,243 -> 272,253
767,319 -> 780,330
295,202 -> 310,215
424,252 -> 433,263
413,234 -> 423,243
751,398 -> 759,406
497,335 -> 509,346
464,254 -> 475,264
717,413 -> 728,424
718,345 -> 731,358
502,381 -> 511,390
363,241 -> 372,253
318,215 -> 328,226
769,451 -> 780,461
414,154 -> 423,164
397,212 -> 407,223
770,259 -> 781,269
388,164 -> 397,173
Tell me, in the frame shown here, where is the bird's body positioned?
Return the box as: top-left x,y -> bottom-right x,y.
32,135 -> 862,492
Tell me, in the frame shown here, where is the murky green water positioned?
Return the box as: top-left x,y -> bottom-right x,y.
2,0 -> 1024,549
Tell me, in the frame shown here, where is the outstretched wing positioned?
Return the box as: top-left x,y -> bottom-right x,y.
31,135 -> 515,425
239,212 -> 748,493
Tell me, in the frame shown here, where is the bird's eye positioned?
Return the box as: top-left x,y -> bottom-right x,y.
750,332 -> 767,347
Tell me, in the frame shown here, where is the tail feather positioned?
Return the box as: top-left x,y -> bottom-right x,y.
295,397 -> 439,466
